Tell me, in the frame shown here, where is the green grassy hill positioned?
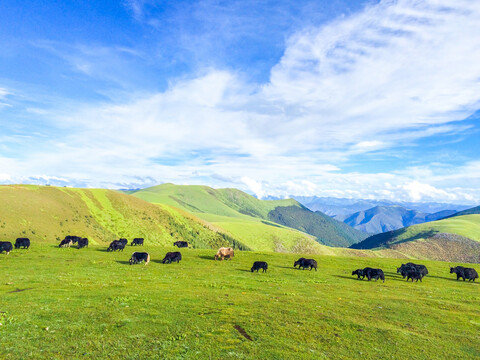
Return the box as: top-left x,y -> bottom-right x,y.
0,185 -> 239,249
130,184 -> 366,248
1,244 -> 479,359
351,214 -> 480,262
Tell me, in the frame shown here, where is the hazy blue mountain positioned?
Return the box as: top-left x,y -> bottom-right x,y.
343,205 -> 429,234
292,196 -> 394,220
442,205 -> 480,219
291,196 -> 470,220
343,206 -> 465,234
426,210 -> 458,221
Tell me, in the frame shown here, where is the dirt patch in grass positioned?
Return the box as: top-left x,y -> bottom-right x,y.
7,288 -> 34,293
234,324 -> 253,341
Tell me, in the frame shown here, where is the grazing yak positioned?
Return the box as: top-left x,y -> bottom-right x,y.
77,238 -> 89,249
214,247 -> 234,260
162,251 -> 182,264
59,239 -> 73,248
173,241 -> 188,248
352,268 -> 367,280
294,258 -> 317,271
450,266 -> 479,281
129,252 -> 150,265
405,268 -> 423,282
14,237 -> 30,249
352,267 -> 385,282
0,241 -> 13,255
397,263 -> 428,279
118,238 -> 128,246
107,240 -> 125,252
366,268 -> 385,282
251,261 -> 268,272
63,235 -> 82,244
294,257 -> 306,268
131,238 -> 144,246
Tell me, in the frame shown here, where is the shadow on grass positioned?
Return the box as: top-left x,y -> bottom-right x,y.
333,275 -> 359,281
428,275 -> 461,282
151,259 -> 181,264
115,260 -> 130,265
236,269 -> 252,273
198,255 -> 215,261
333,275 -> 396,283
276,265 -> 296,270
387,277 -> 411,283
383,271 -> 400,276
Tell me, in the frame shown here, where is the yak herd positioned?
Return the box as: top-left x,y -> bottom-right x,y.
0,236 -> 479,283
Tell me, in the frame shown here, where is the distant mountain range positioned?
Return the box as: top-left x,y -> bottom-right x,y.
291,196 -> 471,220
343,205 -> 457,234
284,196 -> 471,234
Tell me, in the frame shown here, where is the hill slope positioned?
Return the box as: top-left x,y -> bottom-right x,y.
351,214 -> 480,262
130,184 -> 367,248
0,185 -> 239,249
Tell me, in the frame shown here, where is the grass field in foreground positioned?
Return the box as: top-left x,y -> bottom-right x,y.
1,244 -> 479,359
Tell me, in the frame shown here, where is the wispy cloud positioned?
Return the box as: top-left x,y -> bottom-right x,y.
0,87 -> 12,108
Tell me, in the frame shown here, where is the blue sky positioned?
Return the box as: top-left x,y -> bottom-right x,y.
1,0 -> 479,204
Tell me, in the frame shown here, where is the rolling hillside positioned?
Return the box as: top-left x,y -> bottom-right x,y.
0,185 -> 239,249
129,184 -> 367,248
351,214 -> 480,262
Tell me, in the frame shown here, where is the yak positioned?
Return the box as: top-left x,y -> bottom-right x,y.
129,252 -> 150,265
251,261 -> 268,273
162,251 -> 182,264
214,247 -> 234,260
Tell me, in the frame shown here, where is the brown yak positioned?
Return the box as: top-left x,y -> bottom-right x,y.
214,247 -> 234,260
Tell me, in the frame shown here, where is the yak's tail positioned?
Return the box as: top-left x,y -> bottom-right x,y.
146,254 -> 150,265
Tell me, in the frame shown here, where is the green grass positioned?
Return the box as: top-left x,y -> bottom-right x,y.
1,244 -> 479,359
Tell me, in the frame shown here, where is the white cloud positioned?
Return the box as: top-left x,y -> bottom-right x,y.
399,180 -> 456,202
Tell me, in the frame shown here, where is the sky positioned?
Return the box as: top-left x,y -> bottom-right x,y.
0,0 -> 479,204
